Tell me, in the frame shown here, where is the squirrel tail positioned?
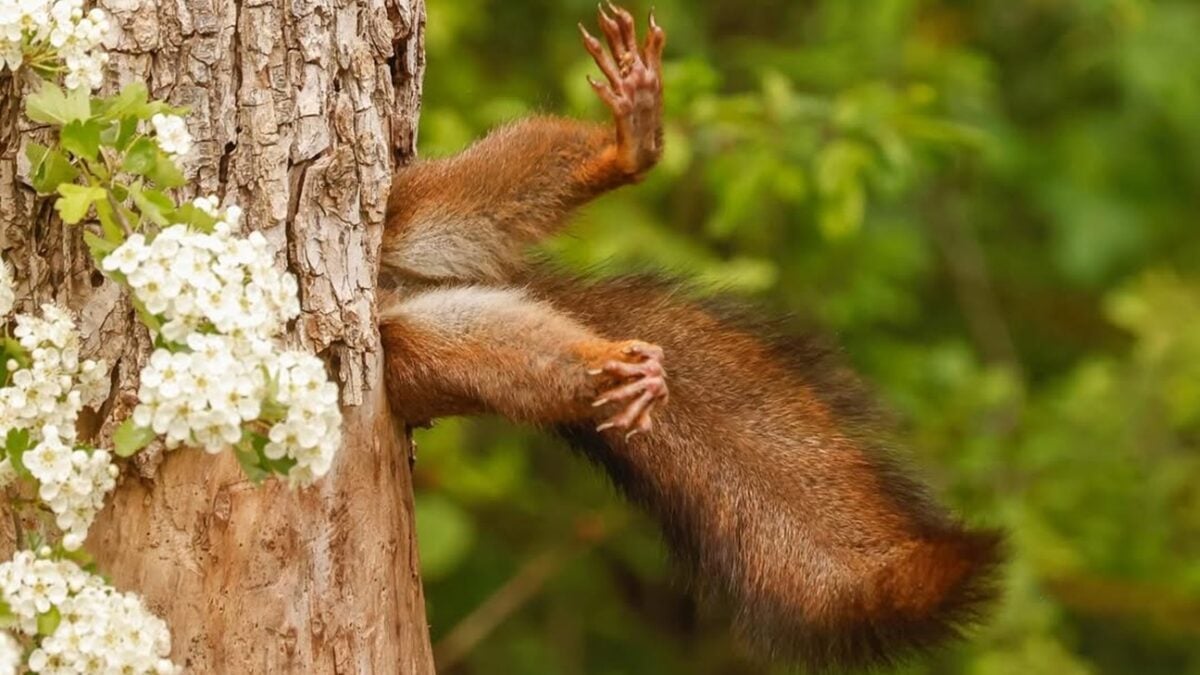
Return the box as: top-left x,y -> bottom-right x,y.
529,272 -> 1004,671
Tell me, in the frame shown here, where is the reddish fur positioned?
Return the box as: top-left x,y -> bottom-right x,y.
378,275 -> 1003,670
529,274 -> 1002,669
378,287 -> 657,428
378,7 -> 1002,671
385,117 -> 622,245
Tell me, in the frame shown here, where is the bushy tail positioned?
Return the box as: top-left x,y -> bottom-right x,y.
532,272 -> 1004,671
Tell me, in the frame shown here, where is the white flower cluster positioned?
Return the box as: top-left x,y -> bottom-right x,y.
0,306 -> 114,548
133,333 -> 268,452
0,258 -> 13,317
102,206 -> 297,344
132,336 -> 341,486
265,350 -> 342,485
0,0 -> 110,90
24,427 -> 117,550
0,551 -> 178,674
106,198 -> 340,485
149,114 -> 192,157
0,631 -> 19,675
0,305 -> 109,447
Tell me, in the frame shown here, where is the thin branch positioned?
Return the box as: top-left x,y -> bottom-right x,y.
433,521 -> 613,671
925,186 -> 1022,373
1044,574 -> 1200,636
924,182 -> 1025,433
104,190 -> 133,237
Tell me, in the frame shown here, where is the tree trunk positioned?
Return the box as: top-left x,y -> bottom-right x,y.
0,0 -> 434,672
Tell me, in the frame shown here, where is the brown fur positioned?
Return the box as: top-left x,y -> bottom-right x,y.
379,284 -> 644,425
382,118 -> 629,284
377,273 -> 1003,671
378,8 -> 1002,671
529,273 -> 1003,670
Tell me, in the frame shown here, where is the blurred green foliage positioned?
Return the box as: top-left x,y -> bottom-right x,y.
411,1 -> 1200,673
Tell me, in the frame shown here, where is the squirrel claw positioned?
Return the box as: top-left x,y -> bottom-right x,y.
622,342 -> 664,361
580,3 -> 664,176
593,340 -> 668,436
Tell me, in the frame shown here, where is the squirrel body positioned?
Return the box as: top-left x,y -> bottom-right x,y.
379,7 -> 1001,671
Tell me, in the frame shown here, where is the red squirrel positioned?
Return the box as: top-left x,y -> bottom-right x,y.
379,6 -> 1002,671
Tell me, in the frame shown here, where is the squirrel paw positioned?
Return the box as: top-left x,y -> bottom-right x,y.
578,3 -> 665,176
590,340 -> 669,438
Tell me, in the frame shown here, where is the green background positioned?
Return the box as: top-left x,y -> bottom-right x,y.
410,1 -> 1200,673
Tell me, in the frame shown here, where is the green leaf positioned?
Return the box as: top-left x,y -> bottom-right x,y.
60,119 -> 103,161
87,157 -> 110,182
3,338 -> 30,370
102,115 -> 140,151
247,431 -> 296,476
262,454 -> 298,476
54,184 -> 106,224
173,202 -> 219,232
58,545 -> 96,571
26,143 -> 79,195
260,398 -> 288,423
122,137 -> 157,176
93,82 -> 180,123
129,296 -> 162,333
99,121 -> 121,146
36,606 -> 61,636
4,427 -> 30,477
83,231 -> 119,262
0,600 -> 16,629
96,82 -> 149,120
148,151 -> 186,188
129,184 -> 176,226
92,195 -> 126,243
818,187 -> 864,239
5,427 -> 29,455
113,418 -> 156,458
25,142 -> 48,168
97,84 -> 157,151
234,438 -> 269,484
25,81 -> 91,126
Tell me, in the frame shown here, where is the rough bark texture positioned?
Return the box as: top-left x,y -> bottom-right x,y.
0,0 -> 434,671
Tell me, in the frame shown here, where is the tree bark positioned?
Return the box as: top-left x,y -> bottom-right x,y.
0,0 -> 434,672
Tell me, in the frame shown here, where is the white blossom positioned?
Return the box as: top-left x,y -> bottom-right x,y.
26,428 -> 118,550
0,305 -> 109,445
266,350 -> 342,485
0,631 -> 19,675
132,333 -> 341,484
0,307 -> 114,548
0,0 -> 110,90
23,426 -> 72,484
101,203 -> 340,484
0,551 -> 179,674
107,210 -> 340,484
133,334 -> 264,454
100,232 -> 149,275
150,113 -> 192,157
106,217 -> 299,343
